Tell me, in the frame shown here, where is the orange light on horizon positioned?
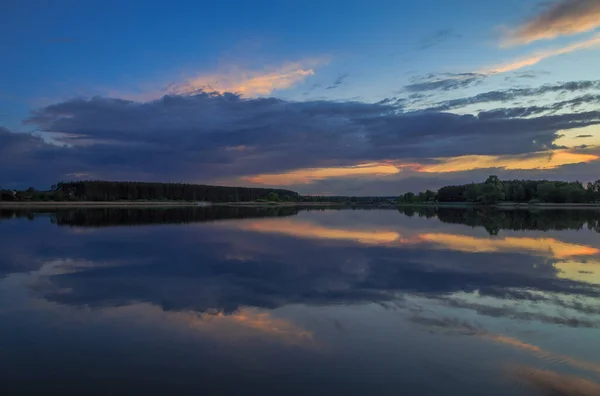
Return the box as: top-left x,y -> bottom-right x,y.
418,149 -> 599,174
242,149 -> 598,186
243,162 -> 402,185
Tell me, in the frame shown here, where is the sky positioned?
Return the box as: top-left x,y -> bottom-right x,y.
2,0 -> 600,195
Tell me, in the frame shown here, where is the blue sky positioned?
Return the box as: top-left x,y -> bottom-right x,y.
2,0 -> 600,193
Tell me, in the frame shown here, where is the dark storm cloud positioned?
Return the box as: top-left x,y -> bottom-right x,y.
1,88 -> 600,189
404,73 -> 485,92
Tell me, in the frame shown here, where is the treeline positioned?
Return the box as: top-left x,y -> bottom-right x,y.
299,195 -> 398,205
397,206 -> 600,235
0,181 -> 300,202
399,176 -> 600,205
0,206 -> 300,226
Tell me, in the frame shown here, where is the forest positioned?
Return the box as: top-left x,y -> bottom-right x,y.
0,181 -> 300,202
398,176 -> 600,205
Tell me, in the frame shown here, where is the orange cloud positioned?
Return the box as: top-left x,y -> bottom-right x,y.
417,149 -> 599,173
484,34 -> 600,74
503,0 -> 600,46
244,162 -> 402,185
419,233 -> 599,259
243,149 -> 598,186
169,59 -> 323,97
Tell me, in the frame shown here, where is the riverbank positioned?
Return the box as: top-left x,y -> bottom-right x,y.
0,201 -> 203,207
396,202 -> 600,210
214,201 -> 345,207
3,200 -> 600,210
0,200 -> 343,208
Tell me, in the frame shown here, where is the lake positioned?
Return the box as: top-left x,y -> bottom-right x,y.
1,206 -> 600,395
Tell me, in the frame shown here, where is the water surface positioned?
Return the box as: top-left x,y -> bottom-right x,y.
1,207 -> 600,395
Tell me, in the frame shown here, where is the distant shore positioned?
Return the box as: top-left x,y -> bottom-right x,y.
0,201 -> 202,207
0,201 -> 343,208
3,200 -> 600,210
396,202 -> 600,210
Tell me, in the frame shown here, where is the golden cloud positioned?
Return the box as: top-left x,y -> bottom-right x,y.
243,149 -> 598,186
417,149 -> 599,173
169,59 -> 323,97
243,162 -> 403,185
484,34 -> 600,74
503,0 -> 600,46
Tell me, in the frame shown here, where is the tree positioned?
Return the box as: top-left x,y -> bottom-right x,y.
424,189 -> 436,202
513,184 -> 526,202
465,184 -> 479,202
478,183 -> 505,205
485,175 -> 500,185
266,192 -> 279,202
537,182 -> 557,203
402,192 -> 415,203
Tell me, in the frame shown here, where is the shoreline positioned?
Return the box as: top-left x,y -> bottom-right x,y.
2,201 -> 600,210
0,201 -> 202,208
0,201 -> 343,208
396,202 -> 600,210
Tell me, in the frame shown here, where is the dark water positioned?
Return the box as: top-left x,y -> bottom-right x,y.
1,206 -> 600,395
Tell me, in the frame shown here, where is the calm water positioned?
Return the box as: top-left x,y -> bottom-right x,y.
1,207 -> 600,395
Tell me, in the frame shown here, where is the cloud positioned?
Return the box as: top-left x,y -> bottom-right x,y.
243,162 -> 401,185
483,34 -> 600,74
2,84 -> 599,192
427,80 -> 600,111
503,0 -> 600,46
404,35 -> 600,95
325,73 -> 348,90
168,60 -> 321,97
404,73 -> 485,92
417,149 -> 599,173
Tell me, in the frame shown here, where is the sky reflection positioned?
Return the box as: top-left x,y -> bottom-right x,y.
1,207 -> 600,395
